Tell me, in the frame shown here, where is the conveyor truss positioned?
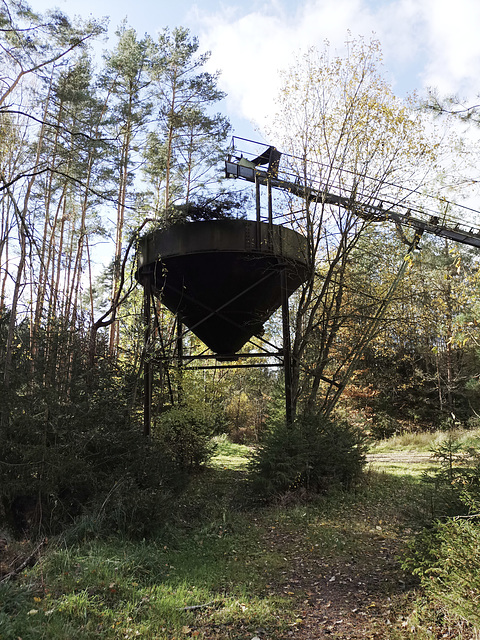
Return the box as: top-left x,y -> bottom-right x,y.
225,136 -> 480,250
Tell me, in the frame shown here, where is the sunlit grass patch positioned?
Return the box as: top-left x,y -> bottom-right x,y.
369,427 -> 480,453
204,589 -> 290,628
367,461 -> 436,478
1,505 -> 293,639
210,435 -> 253,470
370,431 -> 441,452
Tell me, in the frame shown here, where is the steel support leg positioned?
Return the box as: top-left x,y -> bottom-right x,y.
176,316 -> 183,403
143,279 -> 152,437
281,268 -> 294,425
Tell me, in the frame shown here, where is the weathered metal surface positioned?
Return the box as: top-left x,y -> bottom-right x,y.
136,219 -> 310,357
137,219 -> 308,266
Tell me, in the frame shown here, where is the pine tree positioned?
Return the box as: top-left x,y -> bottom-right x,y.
147,27 -> 230,218
99,24 -> 154,356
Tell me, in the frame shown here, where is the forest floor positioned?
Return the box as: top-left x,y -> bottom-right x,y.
1,447 -> 478,639
197,449 -> 476,640
259,509 -> 411,640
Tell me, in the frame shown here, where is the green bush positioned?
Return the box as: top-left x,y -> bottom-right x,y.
154,404 -> 219,470
0,321 -> 222,540
422,434 -> 480,518
249,413 -> 368,498
0,358 -> 187,539
404,519 -> 480,629
403,435 -> 480,631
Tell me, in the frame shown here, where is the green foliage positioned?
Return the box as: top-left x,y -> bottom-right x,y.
355,239 -> 480,430
0,329 -> 187,539
404,520 -> 480,629
249,413 -> 368,498
368,413 -> 403,440
165,191 -> 249,223
154,404 -> 219,470
422,434 -> 480,518
403,435 -> 480,631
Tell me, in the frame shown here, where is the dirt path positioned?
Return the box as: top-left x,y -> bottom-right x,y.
262,525 -> 413,639
253,452 -> 480,640
259,452 -> 432,639
366,452 -> 434,465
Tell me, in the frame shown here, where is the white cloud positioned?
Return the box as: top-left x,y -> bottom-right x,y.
197,0 -> 373,130
195,0 -> 480,133
420,0 -> 480,97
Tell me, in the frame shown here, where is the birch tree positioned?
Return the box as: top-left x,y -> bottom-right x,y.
267,37 -> 440,416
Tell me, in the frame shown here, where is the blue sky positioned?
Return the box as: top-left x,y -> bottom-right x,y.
28,0 -> 480,143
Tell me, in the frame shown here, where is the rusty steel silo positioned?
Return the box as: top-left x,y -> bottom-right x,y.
136,218 -> 310,359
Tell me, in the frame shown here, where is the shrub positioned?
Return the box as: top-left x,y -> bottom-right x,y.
404,519 -> 480,629
0,361 -> 187,539
403,435 -> 480,631
423,434 -> 480,518
249,413 -> 368,499
154,404 -> 219,470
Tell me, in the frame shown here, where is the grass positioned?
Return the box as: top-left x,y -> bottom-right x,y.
1,520 -> 291,639
0,438 -> 290,640
210,435 -> 253,470
1,430 -> 477,640
369,426 -> 480,454
367,459 -> 438,479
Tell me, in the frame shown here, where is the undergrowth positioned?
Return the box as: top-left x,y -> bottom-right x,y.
402,433 -> 480,635
2,434 -> 480,639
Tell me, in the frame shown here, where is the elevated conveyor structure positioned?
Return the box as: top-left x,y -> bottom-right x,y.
224,136 -> 480,418
225,137 -> 480,249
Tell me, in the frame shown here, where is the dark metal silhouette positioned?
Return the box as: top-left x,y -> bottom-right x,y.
136,217 -> 310,434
